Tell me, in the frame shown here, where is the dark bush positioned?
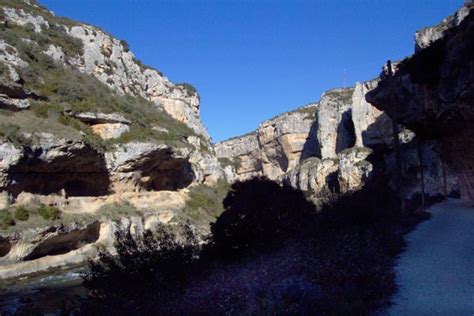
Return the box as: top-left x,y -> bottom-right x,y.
210,177 -> 317,258
72,177 -> 425,315
78,225 -> 200,314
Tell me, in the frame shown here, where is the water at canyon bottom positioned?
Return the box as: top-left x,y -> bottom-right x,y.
0,268 -> 86,315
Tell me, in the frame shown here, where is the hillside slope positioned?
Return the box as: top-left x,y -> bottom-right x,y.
0,0 -> 226,279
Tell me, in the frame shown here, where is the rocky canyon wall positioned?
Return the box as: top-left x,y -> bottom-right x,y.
0,0 -> 224,279
367,1 -> 474,201
216,79 -> 458,207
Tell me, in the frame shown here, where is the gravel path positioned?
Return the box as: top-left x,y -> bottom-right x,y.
387,199 -> 474,315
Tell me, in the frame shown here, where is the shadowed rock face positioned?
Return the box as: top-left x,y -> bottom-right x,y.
6,145 -> 110,197
0,237 -> 11,257
366,3 -> 474,200
3,140 -> 195,197
366,4 -> 474,135
23,221 -> 101,261
106,143 -> 195,192
125,149 -> 194,192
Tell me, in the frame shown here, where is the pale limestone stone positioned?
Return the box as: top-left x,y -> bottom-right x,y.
91,123 -> 129,140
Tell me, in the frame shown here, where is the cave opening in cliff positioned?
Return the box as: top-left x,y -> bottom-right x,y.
131,149 -> 195,192
141,163 -> 194,191
6,147 -> 111,197
336,111 -> 356,153
23,221 -> 101,261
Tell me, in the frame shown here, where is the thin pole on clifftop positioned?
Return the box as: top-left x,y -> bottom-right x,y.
387,60 -> 404,212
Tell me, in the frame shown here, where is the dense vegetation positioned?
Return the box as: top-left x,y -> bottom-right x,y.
64,177 -> 427,315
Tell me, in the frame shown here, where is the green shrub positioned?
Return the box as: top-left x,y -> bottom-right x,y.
0,62 -> 8,77
175,83 -> 197,96
120,39 -> 130,52
0,210 -> 15,229
0,123 -> 30,146
38,205 -> 60,220
31,101 -> 63,118
14,206 -> 29,221
185,180 -> 230,220
218,157 -> 240,170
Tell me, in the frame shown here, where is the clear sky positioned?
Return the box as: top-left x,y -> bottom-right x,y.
41,0 -> 464,142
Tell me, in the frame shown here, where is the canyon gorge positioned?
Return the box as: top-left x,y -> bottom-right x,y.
0,0 -> 472,290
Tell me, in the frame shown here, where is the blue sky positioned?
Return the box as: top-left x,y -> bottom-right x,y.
41,0 -> 464,142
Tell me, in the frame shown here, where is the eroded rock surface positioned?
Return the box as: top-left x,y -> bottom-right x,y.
217,78 -> 458,207
367,2 -> 474,201
0,0 -> 225,279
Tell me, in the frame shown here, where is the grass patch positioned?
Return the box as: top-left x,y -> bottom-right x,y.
0,18 -> 82,59
0,110 -> 83,146
0,210 -> 15,229
181,180 -> 230,225
218,157 -> 241,170
0,202 -> 144,233
95,202 -> 142,221
295,105 -> 317,121
38,205 -> 60,220
14,206 -> 29,221
324,87 -> 354,105
174,83 -> 197,96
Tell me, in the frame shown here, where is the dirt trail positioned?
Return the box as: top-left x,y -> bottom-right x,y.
387,199 -> 474,315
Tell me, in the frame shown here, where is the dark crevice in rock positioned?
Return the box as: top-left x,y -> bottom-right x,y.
326,171 -> 340,195
0,82 -> 45,101
6,145 -> 110,197
336,110 -> 356,154
275,145 -> 289,173
23,221 -> 101,261
300,115 -> 321,160
0,237 -> 12,257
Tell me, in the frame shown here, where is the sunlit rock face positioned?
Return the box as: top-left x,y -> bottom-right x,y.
67,24 -> 206,138
215,87 -> 378,196
0,0 -> 226,279
367,2 -> 474,200
217,74 -> 459,207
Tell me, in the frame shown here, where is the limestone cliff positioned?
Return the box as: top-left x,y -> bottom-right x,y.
215,2 -> 472,206
367,1 -> 474,201
0,0 -> 224,278
216,79 -> 458,207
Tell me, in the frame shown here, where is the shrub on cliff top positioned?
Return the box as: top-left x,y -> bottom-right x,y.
175,83 -> 197,96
